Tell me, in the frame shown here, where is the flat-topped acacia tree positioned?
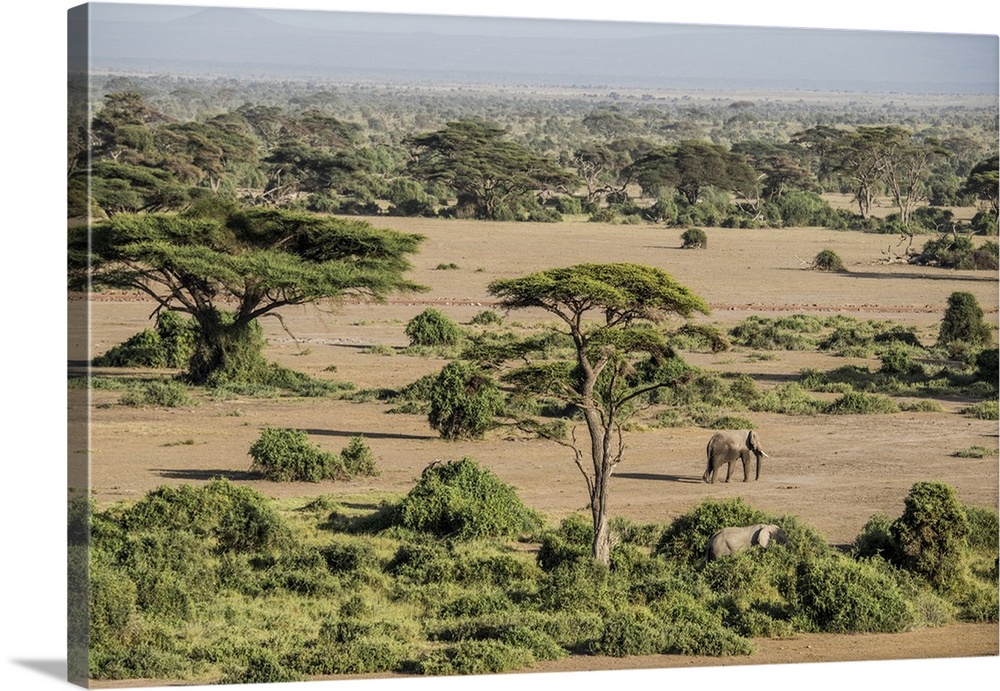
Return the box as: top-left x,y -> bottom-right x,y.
488,263 -> 710,564
71,202 -> 426,384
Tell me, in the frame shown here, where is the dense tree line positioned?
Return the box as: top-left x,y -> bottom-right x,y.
70,78 -> 999,234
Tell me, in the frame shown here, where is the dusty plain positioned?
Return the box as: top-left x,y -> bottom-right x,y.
73,216 -> 1000,677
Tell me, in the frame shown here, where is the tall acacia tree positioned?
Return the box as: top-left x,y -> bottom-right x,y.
70,202 -> 425,384
407,120 -> 577,219
488,264 -> 710,564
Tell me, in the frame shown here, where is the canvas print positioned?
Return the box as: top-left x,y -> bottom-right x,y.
67,2 -> 999,688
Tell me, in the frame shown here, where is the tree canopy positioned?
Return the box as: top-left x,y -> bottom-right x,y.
71,203 -> 426,383
407,120 -> 578,220
488,263 -> 710,564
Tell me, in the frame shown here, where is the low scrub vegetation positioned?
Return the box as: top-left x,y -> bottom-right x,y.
87,476 -> 997,683
248,428 -> 379,482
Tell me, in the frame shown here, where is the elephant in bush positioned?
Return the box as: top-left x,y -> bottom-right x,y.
706,523 -> 787,561
702,429 -> 769,483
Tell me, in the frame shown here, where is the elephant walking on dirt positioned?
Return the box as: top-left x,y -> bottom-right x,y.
702,429 -> 768,483
706,524 -> 787,561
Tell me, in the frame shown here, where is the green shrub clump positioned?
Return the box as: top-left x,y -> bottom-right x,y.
428,361 -> 505,439
249,427 -> 341,482
938,292 -> 993,350
405,308 -> 464,347
813,248 -> 845,272
396,457 -> 543,540
119,380 -> 195,408
680,227 -> 708,249
94,311 -> 198,369
891,481 -> 971,591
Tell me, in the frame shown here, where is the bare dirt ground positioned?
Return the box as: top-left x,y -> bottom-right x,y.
73,218 -> 999,678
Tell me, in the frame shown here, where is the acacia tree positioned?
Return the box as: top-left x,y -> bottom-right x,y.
488,264 -> 710,564
70,202 -> 425,384
628,140 -> 758,206
962,155 -> 1000,217
407,120 -> 578,219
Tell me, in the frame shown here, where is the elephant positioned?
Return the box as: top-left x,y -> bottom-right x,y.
705,523 -> 787,561
702,429 -> 769,483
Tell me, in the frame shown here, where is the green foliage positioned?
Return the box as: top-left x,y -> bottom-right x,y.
915,234 -> 999,270
939,292 -> 993,349
339,436 -> 380,477
813,248 -> 845,271
708,415 -> 756,430
655,498 -> 768,563
961,399 -> 999,419
395,457 -> 543,540
953,445 -> 998,458
793,555 -> 916,633
537,515 -> 594,570
248,427 -> 341,482
413,639 -> 536,675
469,309 -> 503,325
428,361 -> 506,440
94,311 -> 198,369
680,227 -> 708,249
589,608 -> 666,657
405,308 -> 464,347
728,315 -> 822,350
891,482 -> 971,591
824,391 -> 900,415
121,480 -> 290,553
963,505 -> 999,554
118,379 -> 195,408
74,206 -> 426,383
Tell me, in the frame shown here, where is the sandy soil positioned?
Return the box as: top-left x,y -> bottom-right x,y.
72,219 -> 999,678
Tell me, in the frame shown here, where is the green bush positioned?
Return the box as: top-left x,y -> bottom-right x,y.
405,308 -> 464,347
653,595 -> 754,656
248,427 -> 342,482
708,415 -> 756,430
118,380 -> 195,408
94,311 -> 199,369
339,436 -> 379,477
938,292 -> 993,349
537,515 -> 594,570
680,227 -> 708,249
413,639 -> 535,675
395,457 -> 543,540
655,498 -> 768,563
813,248 -> 845,272
121,480 -> 289,553
891,481 -> 971,591
589,608 -> 664,657
428,361 -> 506,440
824,391 -> 900,415
794,555 -> 916,633
961,399 -> 999,419
964,505 -> 999,554
469,309 -> 503,325
915,234 -> 999,270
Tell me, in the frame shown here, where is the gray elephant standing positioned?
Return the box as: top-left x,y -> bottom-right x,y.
706,523 -> 787,561
702,429 -> 769,483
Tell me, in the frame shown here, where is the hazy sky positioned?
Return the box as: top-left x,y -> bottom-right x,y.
81,2 -> 999,94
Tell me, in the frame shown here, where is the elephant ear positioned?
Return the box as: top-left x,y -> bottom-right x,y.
756,526 -> 771,547
746,430 -> 758,450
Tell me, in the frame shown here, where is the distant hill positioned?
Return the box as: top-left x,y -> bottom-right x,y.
79,5 -> 999,94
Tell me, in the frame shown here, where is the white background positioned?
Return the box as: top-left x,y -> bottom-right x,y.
1,2 -> 997,690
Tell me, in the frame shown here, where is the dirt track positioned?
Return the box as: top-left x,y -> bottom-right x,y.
74,219 -> 999,674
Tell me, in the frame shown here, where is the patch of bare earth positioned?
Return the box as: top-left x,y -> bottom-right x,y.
75,220 -> 999,681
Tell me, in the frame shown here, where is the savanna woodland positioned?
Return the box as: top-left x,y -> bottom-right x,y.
69,70 -> 998,685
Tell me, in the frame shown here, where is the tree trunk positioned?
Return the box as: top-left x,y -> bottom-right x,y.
186,309 -> 268,385
590,469 -> 612,564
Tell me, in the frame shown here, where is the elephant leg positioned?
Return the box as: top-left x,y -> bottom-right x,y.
742,453 -> 751,482
724,460 -> 732,482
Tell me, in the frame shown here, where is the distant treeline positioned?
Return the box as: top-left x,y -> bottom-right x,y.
68,74 -> 999,234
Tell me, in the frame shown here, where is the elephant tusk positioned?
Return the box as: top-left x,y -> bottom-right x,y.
760,451 -> 770,457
